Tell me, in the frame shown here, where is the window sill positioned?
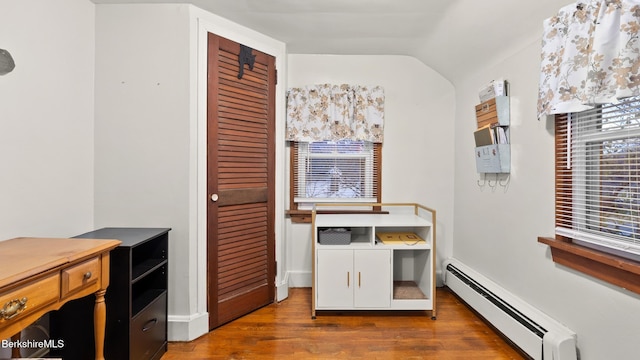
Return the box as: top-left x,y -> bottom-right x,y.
538,236 -> 640,295
287,210 -> 313,223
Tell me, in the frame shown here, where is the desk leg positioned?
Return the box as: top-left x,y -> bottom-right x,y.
94,289 -> 107,360
11,333 -> 20,358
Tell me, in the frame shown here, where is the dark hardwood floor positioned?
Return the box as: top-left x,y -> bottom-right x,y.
161,287 -> 526,360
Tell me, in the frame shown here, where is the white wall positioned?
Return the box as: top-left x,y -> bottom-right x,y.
0,0 -> 95,240
94,3 -> 196,340
452,33 -> 640,360
286,55 -> 456,287
0,0 -> 95,357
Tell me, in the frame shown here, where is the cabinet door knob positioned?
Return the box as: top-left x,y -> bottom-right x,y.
210,194 -> 219,202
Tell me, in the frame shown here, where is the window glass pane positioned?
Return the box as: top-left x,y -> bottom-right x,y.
305,157 -> 365,198
296,140 -> 376,202
567,96 -> 640,256
601,100 -> 640,131
587,138 -> 640,240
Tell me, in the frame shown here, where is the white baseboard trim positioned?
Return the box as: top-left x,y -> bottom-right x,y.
168,311 -> 209,342
287,270 -> 312,288
276,272 -> 290,301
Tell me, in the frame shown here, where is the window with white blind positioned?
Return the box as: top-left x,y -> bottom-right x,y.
556,96 -> 640,262
292,140 -> 380,209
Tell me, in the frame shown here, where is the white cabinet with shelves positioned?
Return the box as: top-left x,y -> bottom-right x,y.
311,203 -> 436,319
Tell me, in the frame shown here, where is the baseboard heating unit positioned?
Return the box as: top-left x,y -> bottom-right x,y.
443,259 -> 577,360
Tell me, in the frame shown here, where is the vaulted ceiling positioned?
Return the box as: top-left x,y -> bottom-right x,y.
91,0 -> 568,83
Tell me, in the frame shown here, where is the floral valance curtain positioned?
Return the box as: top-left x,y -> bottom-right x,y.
286,84 -> 384,143
538,0 -> 640,118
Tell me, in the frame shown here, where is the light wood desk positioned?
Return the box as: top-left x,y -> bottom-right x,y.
0,237 -> 121,360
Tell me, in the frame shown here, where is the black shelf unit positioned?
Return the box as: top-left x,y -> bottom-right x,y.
51,227 -> 170,360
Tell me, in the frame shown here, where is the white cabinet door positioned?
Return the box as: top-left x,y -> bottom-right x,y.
316,249 -> 353,307
354,250 -> 390,308
317,249 -> 391,309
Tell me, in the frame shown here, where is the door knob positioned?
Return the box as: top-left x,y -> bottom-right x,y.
210,194 -> 219,202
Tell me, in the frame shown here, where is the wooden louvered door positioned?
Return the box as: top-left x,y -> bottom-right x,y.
206,33 -> 276,329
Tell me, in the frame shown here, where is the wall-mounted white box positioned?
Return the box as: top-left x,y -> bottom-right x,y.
475,144 -> 510,173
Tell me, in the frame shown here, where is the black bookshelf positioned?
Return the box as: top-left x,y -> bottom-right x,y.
51,227 -> 170,360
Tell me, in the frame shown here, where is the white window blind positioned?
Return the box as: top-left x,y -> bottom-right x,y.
293,140 -> 379,205
556,96 -> 640,260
